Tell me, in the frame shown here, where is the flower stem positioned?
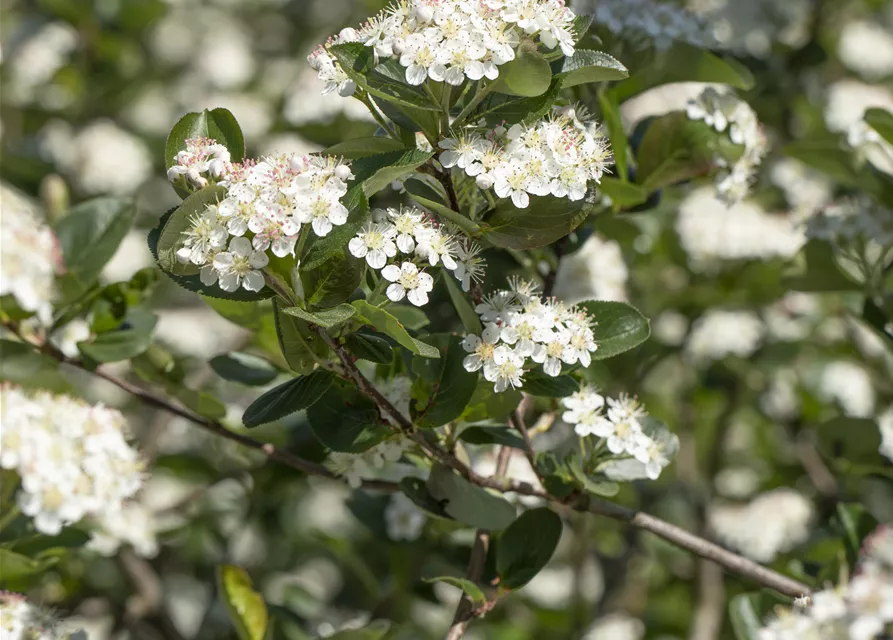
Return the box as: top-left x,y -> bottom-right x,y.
453,81 -> 496,129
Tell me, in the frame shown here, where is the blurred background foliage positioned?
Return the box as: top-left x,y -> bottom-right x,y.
0,0 -> 892,638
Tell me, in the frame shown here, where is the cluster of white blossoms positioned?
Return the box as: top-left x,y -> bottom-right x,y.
805,197 -> 893,250
384,492 -> 427,541
0,591 -> 75,640
174,148 -> 354,293
440,106 -> 612,209
0,385 -> 145,536
0,185 -> 59,323
708,489 -> 814,563
759,525 -> 893,640
583,0 -> 714,51
824,80 -> 893,174
310,0 -> 578,93
561,386 -> 677,481
837,20 -> 893,81
166,136 -> 232,189
348,206 -> 486,305
88,502 -> 160,559
462,278 -> 598,391
325,439 -> 408,489
685,87 -> 767,204
685,309 -> 764,361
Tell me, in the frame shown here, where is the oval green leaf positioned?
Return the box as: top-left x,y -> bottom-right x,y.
242,369 -> 334,428
218,565 -> 267,640
496,507 -> 562,590
577,300 -> 650,360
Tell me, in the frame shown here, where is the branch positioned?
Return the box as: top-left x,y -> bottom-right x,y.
43,347 -> 400,493
446,446 -> 513,640
579,495 -> 810,597
17,330 -> 810,600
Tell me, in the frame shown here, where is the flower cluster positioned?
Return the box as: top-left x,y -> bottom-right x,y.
0,385 -> 145,535
561,386 -> 677,480
0,185 -> 59,323
685,87 -> 767,204
585,0 -> 714,51
440,106 -> 612,209
462,278 -> 598,391
348,206 -> 486,305
166,136 -> 232,189
325,438 -> 408,489
310,0 -> 578,92
685,309 -> 764,361
175,150 -> 354,293
0,591 -> 73,639
88,502 -> 160,559
805,197 -> 893,250
759,525 -> 893,640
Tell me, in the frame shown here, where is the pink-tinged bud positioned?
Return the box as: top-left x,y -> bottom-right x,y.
415,4 -> 434,22
339,27 -> 358,41
335,165 -> 353,181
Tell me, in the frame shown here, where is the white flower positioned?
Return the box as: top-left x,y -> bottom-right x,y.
385,493 -> 427,541
296,191 -> 349,237
493,160 -> 532,208
381,262 -> 434,306
439,135 -> 486,170
0,591 -> 78,639
50,319 -> 91,359
0,185 -> 58,323
531,331 -> 570,377
838,20 -> 893,80
0,386 -> 145,536
452,239 -> 487,292
475,290 -> 520,324
89,501 -> 159,559
349,222 -> 398,269
415,227 -> 457,269
387,206 -> 427,253
819,361 -> 876,419
212,237 -> 269,292
176,207 -> 228,265
462,331 -> 500,372
166,136 -> 231,188
483,345 -> 526,392
553,235 -> 628,304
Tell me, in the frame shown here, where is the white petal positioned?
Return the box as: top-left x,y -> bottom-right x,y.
407,288 -> 428,306
386,283 -> 406,301
381,264 -> 402,282
243,271 -> 265,292
349,237 -> 368,258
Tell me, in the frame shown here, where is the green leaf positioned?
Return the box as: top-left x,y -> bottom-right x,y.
301,186 -> 370,271
55,197 -> 135,297
273,299 -> 330,375
388,305 -> 430,331
427,463 -> 517,530
352,300 -> 439,358
307,382 -> 390,452
635,112 -> 743,192
577,300 -> 650,360
496,508 -> 562,590
477,78 -> 564,127
553,50 -> 628,87
344,331 -> 394,364
598,89 -> 629,186
300,249 -> 365,309
400,477 -> 453,520
165,108 -> 245,168
351,148 -> 435,197
404,178 -> 461,222
175,387 -> 227,420
535,452 -> 575,498
784,240 -> 861,292
523,372 -> 579,398
486,388 -> 523,420
242,370 -> 334,428
323,136 -> 407,159
10,528 -> 90,558
444,275 -> 483,334
78,308 -> 157,362
217,565 -> 268,640
411,334 -> 479,427
0,549 -> 58,583
496,42 -> 552,97
202,297 -> 269,330
598,177 -> 648,207
458,424 -> 526,449
482,194 -> 595,249
148,205 -> 274,302
611,43 -> 754,103
210,352 -> 279,387
325,621 -> 391,640
328,43 -> 439,112
0,340 -> 71,392
865,108 -> 893,146
835,503 -> 879,569
566,451 -> 620,497
728,593 -> 766,640
284,304 -> 357,329
817,416 -> 881,458
423,577 -> 486,605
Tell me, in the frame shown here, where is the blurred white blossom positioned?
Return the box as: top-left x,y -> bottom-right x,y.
708,489 -> 813,562
685,309 -> 764,361
824,80 -> 893,175
0,591 -> 79,639
384,493 -> 426,541
819,361 -> 876,418
0,386 -> 146,535
553,234 -> 629,304
838,20 -> 893,80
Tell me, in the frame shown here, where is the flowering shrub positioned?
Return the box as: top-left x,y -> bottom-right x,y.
1,0 -> 893,638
